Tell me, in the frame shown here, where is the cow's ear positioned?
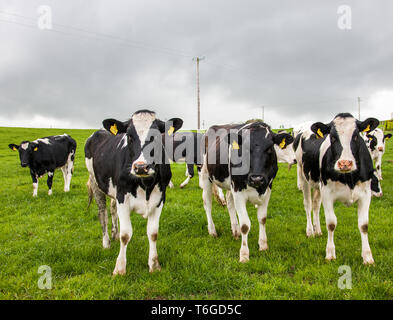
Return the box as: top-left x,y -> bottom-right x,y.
9,144 -> 19,151
31,143 -> 39,152
311,122 -> 330,138
357,118 -> 379,133
102,119 -> 128,135
273,132 -> 294,149
227,132 -> 243,150
366,134 -> 374,141
384,133 -> 392,141
158,118 -> 183,135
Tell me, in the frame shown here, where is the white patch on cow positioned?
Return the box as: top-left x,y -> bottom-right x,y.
333,116 -> 357,171
33,138 -> 50,144
21,142 -> 29,150
319,136 -> 331,168
213,176 -> 231,190
117,134 -> 127,149
128,185 -> 162,218
132,111 -> 156,148
85,157 -> 96,182
33,182 -> 38,197
48,172 -> 53,177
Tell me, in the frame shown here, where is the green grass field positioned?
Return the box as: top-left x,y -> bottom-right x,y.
0,126 -> 392,300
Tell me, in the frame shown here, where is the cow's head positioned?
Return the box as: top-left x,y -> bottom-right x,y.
103,110 -> 183,178
311,113 -> 379,173
274,130 -> 296,167
365,128 -> 391,153
9,141 -> 39,168
229,122 -> 293,188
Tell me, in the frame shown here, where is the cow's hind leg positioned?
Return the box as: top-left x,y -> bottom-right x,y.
302,181 -> 314,237
91,183 -> 110,249
64,151 -> 75,192
200,172 -> 216,237
110,199 -> 119,240
226,191 -> 240,239
113,200 -> 132,275
180,164 -> 194,188
147,203 -> 163,272
31,171 -> 38,197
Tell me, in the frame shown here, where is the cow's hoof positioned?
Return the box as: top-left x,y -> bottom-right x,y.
112,231 -> 120,240
33,193 -> 38,197
149,257 -> 161,273
208,225 -> 217,237
113,259 -> 126,275
314,231 -> 323,237
259,241 -> 268,251
103,237 -> 111,249
239,256 -> 249,263
362,251 -> 375,265
48,190 -> 52,196
179,185 -> 185,189
306,230 -> 315,238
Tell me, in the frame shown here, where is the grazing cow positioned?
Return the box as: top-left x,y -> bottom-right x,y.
295,113 -> 379,264
9,134 -> 76,196
165,131 -> 203,188
85,110 -> 183,274
199,122 -> 293,262
362,128 -> 391,180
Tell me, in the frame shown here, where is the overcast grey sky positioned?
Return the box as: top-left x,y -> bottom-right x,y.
1,0 -> 393,129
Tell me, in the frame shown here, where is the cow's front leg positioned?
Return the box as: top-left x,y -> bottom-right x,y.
146,203 -> 162,272
312,188 -> 322,236
113,199 -> 132,275
302,181 -> 314,237
110,199 -> 119,240
30,170 -> 38,197
47,171 -> 54,195
233,192 -> 250,263
257,189 -> 271,251
357,188 -> 374,265
321,190 -> 337,261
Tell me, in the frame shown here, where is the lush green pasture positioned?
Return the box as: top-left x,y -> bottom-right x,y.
0,127 -> 392,300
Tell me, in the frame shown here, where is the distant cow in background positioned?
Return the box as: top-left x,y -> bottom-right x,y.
9,134 -> 76,196
165,131 -> 203,188
295,113 -> 379,264
362,127 -> 391,180
85,110 -> 183,274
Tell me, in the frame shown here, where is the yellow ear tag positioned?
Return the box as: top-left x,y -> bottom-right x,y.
232,140 -> 240,150
368,136 -> 373,141
363,124 -> 371,133
168,126 -> 175,136
34,147 -> 38,151
12,146 -> 17,151
279,138 -> 286,149
386,136 -> 390,140
110,124 -> 118,135
317,128 -> 324,138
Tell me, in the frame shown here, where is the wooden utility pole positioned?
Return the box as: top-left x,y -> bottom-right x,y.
193,56 -> 205,130
262,106 -> 265,122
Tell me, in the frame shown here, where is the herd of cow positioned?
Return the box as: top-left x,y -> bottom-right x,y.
8,110 -> 391,275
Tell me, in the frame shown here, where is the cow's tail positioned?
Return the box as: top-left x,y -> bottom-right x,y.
212,184 -> 226,206
87,177 -> 94,209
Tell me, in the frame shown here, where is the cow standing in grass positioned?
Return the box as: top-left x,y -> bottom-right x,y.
362,127 -> 391,180
199,122 -> 293,262
9,134 -> 76,196
295,113 -> 379,264
85,110 -> 183,274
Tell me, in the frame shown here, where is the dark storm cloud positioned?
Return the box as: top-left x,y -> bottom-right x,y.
0,0 -> 393,129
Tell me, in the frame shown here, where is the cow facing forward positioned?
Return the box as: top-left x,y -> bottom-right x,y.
199,122 -> 293,262
9,134 -> 76,196
296,113 -> 379,264
85,110 -> 182,274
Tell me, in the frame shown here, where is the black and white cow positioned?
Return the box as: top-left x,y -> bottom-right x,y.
165,131 -> 203,188
295,113 -> 379,264
9,134 -> 76,196
362,127 -> 391,180
199,122 -> 293,262
85,110 -> 183,274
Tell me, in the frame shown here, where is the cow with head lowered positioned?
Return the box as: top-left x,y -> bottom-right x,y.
362,127 -> 391,180
9,134 -> 76,196
295,113 -> 379,264
85,110 -> 183,274
199,122 -> 293,262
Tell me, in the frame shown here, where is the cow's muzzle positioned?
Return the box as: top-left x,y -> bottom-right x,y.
337,160 -> 353,172
132,161 -> 153,177
378,147 -> 384,152
21,162 -> 28,167
248,174 -> 266,187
